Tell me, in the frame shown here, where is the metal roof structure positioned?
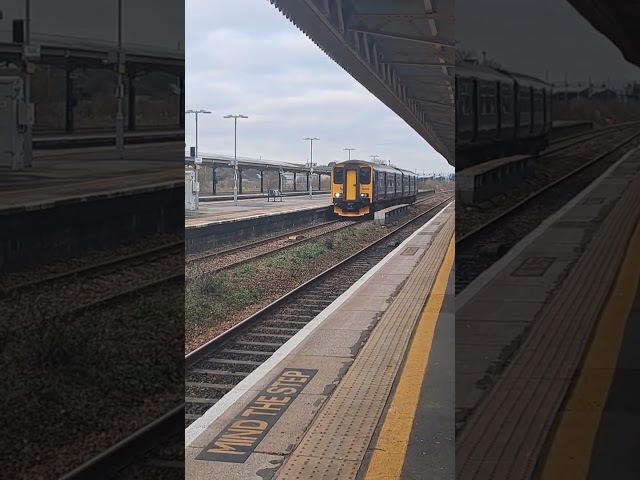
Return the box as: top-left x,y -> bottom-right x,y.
567,0 -> 640,69
269,0 -> 455,166
185,153 -> 332,174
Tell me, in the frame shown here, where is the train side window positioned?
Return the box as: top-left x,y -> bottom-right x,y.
460,82 -> 471,116
379,173 -> 385,188
359,167 -> 371,184
501,85 -> 511,114
333,167 -> 344,183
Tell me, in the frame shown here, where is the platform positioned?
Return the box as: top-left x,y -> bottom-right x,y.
185,202 -> 455,479
537,220 -> 640,480
200,191 -> 331,202
0,142 -> 183,211
185,195 -> 333,228
455,144 -> 640,479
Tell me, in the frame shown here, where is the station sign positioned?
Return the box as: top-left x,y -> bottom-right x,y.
194,157 -> 202,164
196,368 -> 318,463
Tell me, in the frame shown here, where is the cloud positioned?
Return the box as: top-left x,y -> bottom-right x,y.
185,0 -> 451,173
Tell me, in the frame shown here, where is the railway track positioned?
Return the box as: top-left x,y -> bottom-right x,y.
1,241 -> 183,333
184,194 -> 454,428
2,240 -> 184,297
187,192 -> 443,276
456,127 -> 640,295
187,219 -> 358,277
59,405 -> 184,480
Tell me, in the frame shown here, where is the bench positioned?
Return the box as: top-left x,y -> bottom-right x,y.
267,189 -> 284,202
374,204 -> 410,226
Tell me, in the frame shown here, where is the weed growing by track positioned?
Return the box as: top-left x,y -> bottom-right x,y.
0,280 -> 183,479
185,221 -> 385,349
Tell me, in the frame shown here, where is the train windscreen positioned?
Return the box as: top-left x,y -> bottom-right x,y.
333,167 -> 344,184
359,167 -> 371,184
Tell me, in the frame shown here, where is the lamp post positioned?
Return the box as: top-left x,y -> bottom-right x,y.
185,109 -> 211,158
343,147 -> 355,161
224,114 -> 248,206
115,0 -> 124,159
304,137 -> 319,199
24,0 -> 32,167
185,109 -> 210,210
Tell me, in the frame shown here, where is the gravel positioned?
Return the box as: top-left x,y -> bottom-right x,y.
0,278 -> 183,480
1,232 -> 183,292
185,220 -> 357,279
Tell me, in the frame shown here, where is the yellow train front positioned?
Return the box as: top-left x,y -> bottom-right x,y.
331,161 -> 418,218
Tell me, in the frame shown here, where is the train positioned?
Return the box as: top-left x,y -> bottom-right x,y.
456,62 -> 553,169
331,160 -> 418,217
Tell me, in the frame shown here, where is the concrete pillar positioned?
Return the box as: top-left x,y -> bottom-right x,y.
128,74 -> 136,131
293,172 -> 297,191
65,65 -> 74,133
238,169 -> 243,194
260,170 -> 264,193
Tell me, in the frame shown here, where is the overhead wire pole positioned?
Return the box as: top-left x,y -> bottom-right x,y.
116,0 -> 124,159
224,114 -> 248,206
343,147 -> 355,161
304,137 -> 319,199
370,154 -> 379,164
24,0 -> 32,168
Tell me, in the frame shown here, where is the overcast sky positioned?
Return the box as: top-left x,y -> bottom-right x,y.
185,0 -> 452,174
457,0 -> 640,88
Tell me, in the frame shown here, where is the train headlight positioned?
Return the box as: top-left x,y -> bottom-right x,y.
360,193 -> 369,197
334,192 -> 342,198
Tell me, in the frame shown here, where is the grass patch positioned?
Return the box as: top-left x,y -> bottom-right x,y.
186,270 -> 261,326
263,241 -> 328,268
0,287 -> 183,449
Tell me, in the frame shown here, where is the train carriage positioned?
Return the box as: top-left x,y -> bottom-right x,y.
456,62 -> 553,169
331,160 -> 418,218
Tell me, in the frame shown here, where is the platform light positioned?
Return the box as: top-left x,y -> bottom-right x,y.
343,147 -> 355,161
224,115 -> 249,206
185,109 -> 212,211
304,137 -> 319,199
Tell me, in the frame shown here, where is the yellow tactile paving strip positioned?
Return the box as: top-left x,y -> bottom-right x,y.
539,218 -> 640,479
456,169 -> 640,479
276,210 -> 454,480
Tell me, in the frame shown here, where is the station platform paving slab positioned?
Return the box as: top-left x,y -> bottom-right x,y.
185,202 -> 455,479
538,218 -> 640,480
0,142 -> 182,211
455,144 -> 640,480
185,195 -> 333,228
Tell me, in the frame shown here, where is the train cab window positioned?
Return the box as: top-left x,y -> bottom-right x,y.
359,167 -> 371,184
333,167 -> 344,184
